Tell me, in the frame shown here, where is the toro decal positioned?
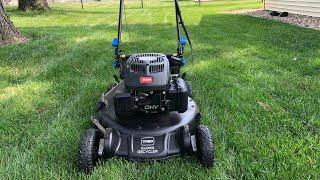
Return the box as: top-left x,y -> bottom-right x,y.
141,137 -> 155,146
137,137 -> 158,154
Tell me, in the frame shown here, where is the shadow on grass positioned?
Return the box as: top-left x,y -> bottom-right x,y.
6,7 -> 116,17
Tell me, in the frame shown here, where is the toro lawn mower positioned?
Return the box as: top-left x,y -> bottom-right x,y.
79,0 -> 215,173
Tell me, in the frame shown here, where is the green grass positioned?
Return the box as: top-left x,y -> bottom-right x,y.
1,0 -> 320,178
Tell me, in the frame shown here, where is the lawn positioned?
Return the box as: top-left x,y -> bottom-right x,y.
1,0 -> 320,179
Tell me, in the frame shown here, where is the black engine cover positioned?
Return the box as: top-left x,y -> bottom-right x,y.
113,78 -> 189,116
123,53 -> 170,91
114,90 -> 134,117
167,78 -> 188,113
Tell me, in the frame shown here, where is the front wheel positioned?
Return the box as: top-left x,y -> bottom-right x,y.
79,128 -> 101,173
196,125 -> 215,167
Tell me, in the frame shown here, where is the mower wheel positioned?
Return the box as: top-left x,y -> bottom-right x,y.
196,125 -> 214,167
185,81 -> 193,98
79,128 -> 101,173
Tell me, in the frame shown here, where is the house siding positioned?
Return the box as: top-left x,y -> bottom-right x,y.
264,0 -> 320,17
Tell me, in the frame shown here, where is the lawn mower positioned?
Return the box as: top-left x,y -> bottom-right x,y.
79,0 -> 215,173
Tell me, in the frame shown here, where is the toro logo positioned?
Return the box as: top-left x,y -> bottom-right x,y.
140,76 -> 153,84
141,137 -> 155,146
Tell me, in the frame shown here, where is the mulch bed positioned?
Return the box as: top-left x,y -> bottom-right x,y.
246,10 -> 320,31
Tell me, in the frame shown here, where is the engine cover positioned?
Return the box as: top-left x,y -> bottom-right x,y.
124,53 -> 170,90
113,78 -> 188,117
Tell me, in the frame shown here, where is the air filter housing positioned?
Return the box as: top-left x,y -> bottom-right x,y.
124,53 -> 170,90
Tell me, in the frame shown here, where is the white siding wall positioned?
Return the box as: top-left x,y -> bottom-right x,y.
264,0 -> 320,17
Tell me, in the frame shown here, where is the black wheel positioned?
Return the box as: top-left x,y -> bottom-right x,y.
196,125 -> 215,167
185,81 -> 193,98
79,128 -> 101,173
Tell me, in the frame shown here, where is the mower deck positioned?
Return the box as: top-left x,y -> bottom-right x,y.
96,82 -> 201,159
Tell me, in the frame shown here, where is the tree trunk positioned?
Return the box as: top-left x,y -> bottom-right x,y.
1,0 -> 8,6
18,0 -> 49,11
0,0 -> 26,46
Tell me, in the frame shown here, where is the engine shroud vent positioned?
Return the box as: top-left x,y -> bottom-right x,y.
149,64 -> 164,73
130,64 -> 145,73
124,53 -> 170,90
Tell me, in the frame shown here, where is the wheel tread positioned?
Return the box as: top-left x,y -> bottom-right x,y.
78,128 -> 100,173
196,125 -> 215,167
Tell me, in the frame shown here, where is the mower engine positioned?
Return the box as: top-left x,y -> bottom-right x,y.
113,53 -> 188,117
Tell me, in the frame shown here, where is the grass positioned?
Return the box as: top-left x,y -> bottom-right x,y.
1,0 -> 320,179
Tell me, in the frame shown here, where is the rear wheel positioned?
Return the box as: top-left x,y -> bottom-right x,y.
79,128 -> 101,173
196,125 -> 215,167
